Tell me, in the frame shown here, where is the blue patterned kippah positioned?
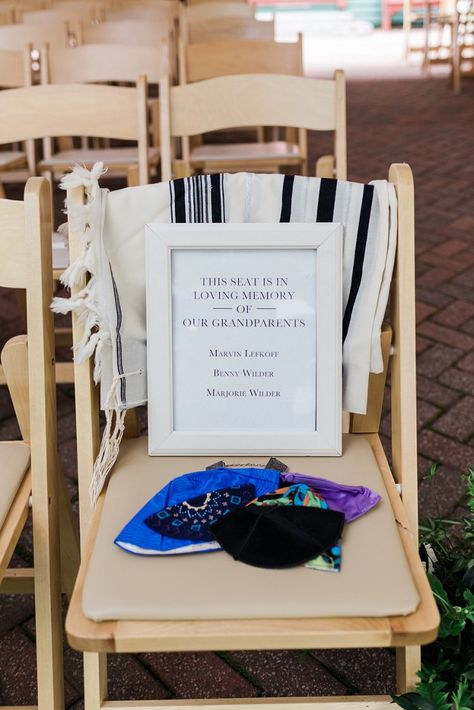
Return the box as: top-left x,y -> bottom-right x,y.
144,484 -> 256,542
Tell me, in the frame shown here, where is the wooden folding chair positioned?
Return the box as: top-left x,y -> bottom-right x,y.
0,76 -> 150,189
0,79 -> 150,386
63,162 -> 438,709
0,177 -> 80,709
0,46 -> 33,199
177,36 -> 309,176
159,72 -> 347,180
39,43 -> 165,182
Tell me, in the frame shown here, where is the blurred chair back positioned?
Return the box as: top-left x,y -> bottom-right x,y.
180,35 -> 302,83
0,22 -> 68,50
184,1 -> 254,21
79,18 -> 169,46
180,9 -> 274,44
0,77 -> 150,184
160,71 -> 347,180
23,5 -> 105,26
41,42 -> 166,84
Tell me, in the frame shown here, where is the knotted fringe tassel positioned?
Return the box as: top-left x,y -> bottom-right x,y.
89,368 -> 142,505
51,161 -> 109,381
50,162 -> 129,505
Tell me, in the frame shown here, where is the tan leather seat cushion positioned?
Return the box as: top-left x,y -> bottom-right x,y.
83,435 -> 419,622
0,442 -> 30,530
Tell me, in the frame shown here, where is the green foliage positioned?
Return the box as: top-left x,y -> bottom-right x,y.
392,467 -> 474,710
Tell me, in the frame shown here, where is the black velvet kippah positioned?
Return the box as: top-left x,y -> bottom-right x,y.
210,505 -> 345,569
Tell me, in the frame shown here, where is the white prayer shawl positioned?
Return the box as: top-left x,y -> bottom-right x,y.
53,166 -> 397,503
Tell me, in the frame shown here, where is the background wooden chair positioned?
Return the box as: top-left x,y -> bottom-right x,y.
63,162 -> 438,709
0,79 -> 150,386
452,0 -> 474,93
23,5 -> 105,25
0,176 -> 80,709
0,45 -> 33,199
159,72 -> 347,179
180,10 -> 275,44
78,17 -> 170,45
182,0 -> 255,22
177,36 -> 306,174
39,43 -> 165,183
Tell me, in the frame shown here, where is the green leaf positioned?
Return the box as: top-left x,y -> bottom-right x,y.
391,693 -> 439,710
452,676 -> 474,710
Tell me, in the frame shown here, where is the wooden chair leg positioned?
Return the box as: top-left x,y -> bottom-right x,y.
0,178 -> 5,199
396,645 -> 421,693
33,477 -> 64,709
57,459 -> 80,601
84,651 -> 107,710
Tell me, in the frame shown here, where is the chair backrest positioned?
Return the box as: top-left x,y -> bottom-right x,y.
79,18 -> 169,46
0,45 -> 32,87
0,22 -> 68,50
112,0 -> 178,15
159,71 -> 346,181
41,42 -> 166,84
181,14 -> 274,44
180,36 -> 303,83
183,1 -> 254,22
106,5 -> 173,21
23,5 -> 104,25
0,77 -> 150,183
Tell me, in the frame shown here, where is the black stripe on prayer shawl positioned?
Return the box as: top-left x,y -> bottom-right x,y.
173,178 -> 186,223
109,264 -> 126,404
203,175 -> 210,222
220,174 -> 226,222
280,175 -> 295,222
316,178 -> 337,222
169,181 -> 175,223
210,174 -> 223,222
342,183 -> 374,342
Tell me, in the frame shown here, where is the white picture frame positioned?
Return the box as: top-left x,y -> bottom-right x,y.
146,222 -> 342,456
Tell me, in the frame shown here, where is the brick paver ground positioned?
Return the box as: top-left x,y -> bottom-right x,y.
0,63 -> 473,705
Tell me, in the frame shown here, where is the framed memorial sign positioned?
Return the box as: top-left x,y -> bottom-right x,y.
146,223 -> 342,456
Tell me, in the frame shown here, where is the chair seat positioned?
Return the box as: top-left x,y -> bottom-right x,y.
0,151 -> 27,170
0,442 -> 30,530
39,146 -> 160,171
81,434 -> 420,625
190,140 -> 301,165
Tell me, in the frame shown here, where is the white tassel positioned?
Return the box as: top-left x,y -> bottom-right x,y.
89,408 -> 127,506
88,368 -> 142,505
51,161 -> 111,382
